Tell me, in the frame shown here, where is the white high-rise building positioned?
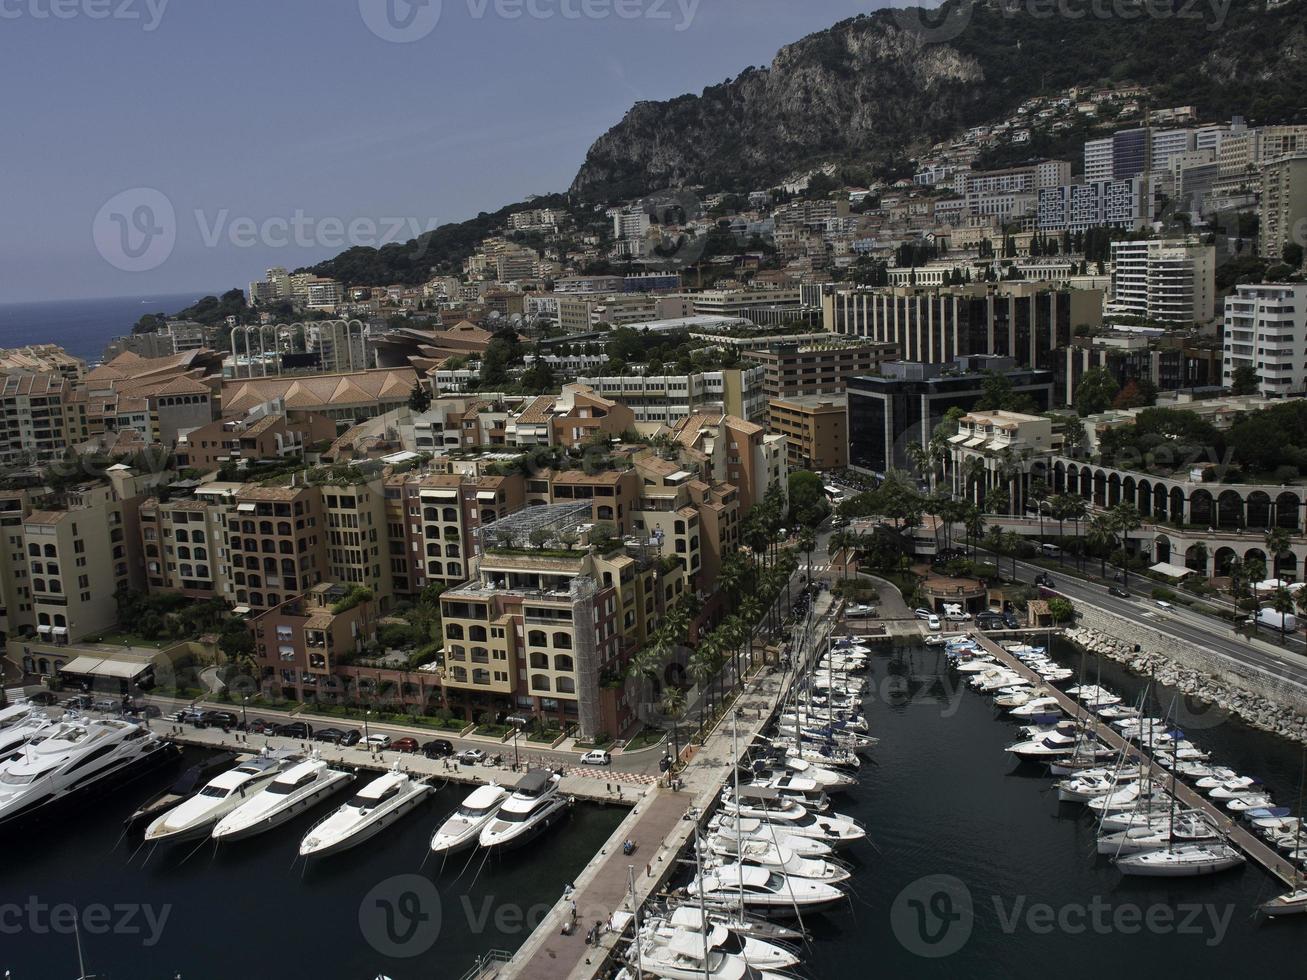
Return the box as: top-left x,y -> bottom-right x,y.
1108,238 -> 1216,325
1223,283 -> 1307,395
1084,137 -> 1114,183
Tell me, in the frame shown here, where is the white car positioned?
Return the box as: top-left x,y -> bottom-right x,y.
362,733 -> 391,749
846,603 -> 876,617
914,607 -> 934,621
1155,600 -> 1174,611
580,749 -> 612,766
945,611 -> 972,623
927,614 -> 942,632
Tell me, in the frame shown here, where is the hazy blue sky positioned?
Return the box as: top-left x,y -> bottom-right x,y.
0,0 -> 875,303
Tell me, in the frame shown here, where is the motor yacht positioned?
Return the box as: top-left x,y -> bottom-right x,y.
706,844 -> 850,883
714,797 -> 865,848
642,907 -> 800,971
430,783 -> 510,854
299,768 -> 431,858
685,865 -> 845,915
479,770 -> 570,850
145,752 -> 293,844
126,750 -> 242,832
0,719 -> 173,826
212,757 -> 353,842
705,822 -> 834,859
1260,888 -> 1307,917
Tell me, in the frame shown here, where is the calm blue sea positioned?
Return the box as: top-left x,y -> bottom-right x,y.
0,292 -> 214,365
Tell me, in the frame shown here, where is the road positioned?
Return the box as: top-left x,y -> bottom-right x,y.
980,550 -> 1307,697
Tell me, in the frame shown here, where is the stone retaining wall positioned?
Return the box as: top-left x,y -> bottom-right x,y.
1066,602 -> 1307,744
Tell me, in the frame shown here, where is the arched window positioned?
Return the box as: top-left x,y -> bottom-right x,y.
528,630 -> 547,647
552,632 -> 572,649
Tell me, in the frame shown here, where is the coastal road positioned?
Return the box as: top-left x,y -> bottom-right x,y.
978,550 -> 1307,697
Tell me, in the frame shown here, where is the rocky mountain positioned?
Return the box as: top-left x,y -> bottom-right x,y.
570,0 -> 1307,199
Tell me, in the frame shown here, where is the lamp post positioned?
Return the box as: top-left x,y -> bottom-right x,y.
364,708 -> 372,746
241,694 -> 249,732
512,721 -> 522,771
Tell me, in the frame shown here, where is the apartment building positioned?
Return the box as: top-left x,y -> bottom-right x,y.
221,367 -> 417,423
0,489 -> 34,644
0,374 -> 82,463
251,583 -> 379,704
768,395 -> 849,471
574,366 -> 767,424
962,160 -> 1071,196
1037,177 -> 1151,233
745,340 -> 898,401
670,413 -> 787,515
175,411 -> 337,472
139,496 -> 230,600
824,282 -> 1101,370
228,485 -> 327,612
947,410 -> 1055,513
1223,283 -> 1307,396
0,345 -> 85,380
1108,238 -> 1217,325
690,287 -> 802,317
1259,153 -> 1307,263
320,478 -> 392,607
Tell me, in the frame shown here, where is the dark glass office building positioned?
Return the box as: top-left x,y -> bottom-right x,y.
847,357 -> 1055,477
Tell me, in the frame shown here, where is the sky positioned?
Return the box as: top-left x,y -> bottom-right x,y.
0,0 -> 877,303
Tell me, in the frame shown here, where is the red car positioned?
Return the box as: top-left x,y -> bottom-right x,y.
392,737 -> 420,753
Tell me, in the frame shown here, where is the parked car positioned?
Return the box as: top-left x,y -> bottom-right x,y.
26,691 -> 59,706
580,749 -> 612,766
392,737 -> 420,753
1155,599 -> 1174,611
846,603 -> 877,617
337,729 -> 362,746
128,704 -> 162,719
422,739 -> 453,758
913,607 -> 934,621
62,695 -> 93,710
363,733 -> 392,750
275,721 -> 313,739
1034,573 -> 1055,588
314,727 -> 346,744
93,698 -> 118,713
976,614 -> 1004,630
1108,586 -> 1131,599
458,748 -> 487,766
926,614 -> 942,632
1002,612 -> 1020,629
202,710 -> 238,728
246,718 -> 276,735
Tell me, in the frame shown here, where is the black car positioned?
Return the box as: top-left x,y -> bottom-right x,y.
201,710 -> 239,728
275,721 -> 313,739
128,704 -> 163,719
246,718 -> 276,735
1002,612 -> 1020,629
314,727 -> 346,743
976,614 -> 1004,630
1108,586 -> 1131,599
422,738 -> 453,758
26,691 -> 59,706
1034,573 -> 1055,588
337,729 -> 362,746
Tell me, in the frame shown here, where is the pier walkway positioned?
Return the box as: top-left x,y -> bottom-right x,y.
498,592 -> 842,980
973,632 -> 1300,887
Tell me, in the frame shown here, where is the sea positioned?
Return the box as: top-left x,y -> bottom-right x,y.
0,293 -> 215,365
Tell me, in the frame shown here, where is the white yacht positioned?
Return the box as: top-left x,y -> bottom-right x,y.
0,702 -> 34,728
764,740 -> 860,772
1006,730 -> 1080,760
0,719 -> 172,825
751,756 -> 855,792
685,865 -> 844,914
642,907 -> 800,970
714,796 -> 865,848
479,770 -> 570,850
430,783 -> 509,854
1260,887 -> 1307,917
1097,815 -> 1219,855
705,823 -> 834,859
0,713 -> 55,758
145,753 -> 292,843
1114,842 -> 1245,876
633,929 -> 790,979
1008,697 -> 1063,718
1206,777 -> 1262,799
1055,766 -> 1143,804
706,844 -> 851,883
299,768 -> 431,858
211,757 -> 353,842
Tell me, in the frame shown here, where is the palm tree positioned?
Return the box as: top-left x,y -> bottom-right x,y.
797,527 -> 817,592
1029,478 -> 1049,536
963,504 -> 986,560
739,596 -> 763,672
1244,555 -> 1268,633
687,645 -> 716,737
1109,502 -> 1143,590
962,456 -> 986,508
1060,494 -> 1089,569
1270,585 -> 1296,645
1087,514 -> 1115,579
1265,527 -> 1292,580
828,530 -> 853,581
659,686 -> 686,768
1002,530 -> 1024,580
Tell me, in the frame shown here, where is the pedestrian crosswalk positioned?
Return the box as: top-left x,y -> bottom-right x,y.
563,766 -> 658,786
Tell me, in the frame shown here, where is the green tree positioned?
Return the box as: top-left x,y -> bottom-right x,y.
1074,367 -> 1120,417
1230,364 -> 1259,396
407,380 -> 432,413
1047,597 -> 1076,624
786,470 -> 827,528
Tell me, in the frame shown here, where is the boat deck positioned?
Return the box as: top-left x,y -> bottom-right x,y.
973,632 -> 1300,887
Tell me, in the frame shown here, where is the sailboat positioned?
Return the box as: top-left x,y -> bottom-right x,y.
1261,743 -> 1307,917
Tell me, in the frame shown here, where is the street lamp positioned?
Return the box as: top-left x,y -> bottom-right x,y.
512,722 -> 521,771
364,708 -> 372,746
241,694 -> 249,732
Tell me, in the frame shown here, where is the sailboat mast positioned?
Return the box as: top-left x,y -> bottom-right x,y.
693,827 -> 710,980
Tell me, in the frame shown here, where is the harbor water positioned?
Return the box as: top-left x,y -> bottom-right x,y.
796,637 -> 1306,979
1,755 -> 625,980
